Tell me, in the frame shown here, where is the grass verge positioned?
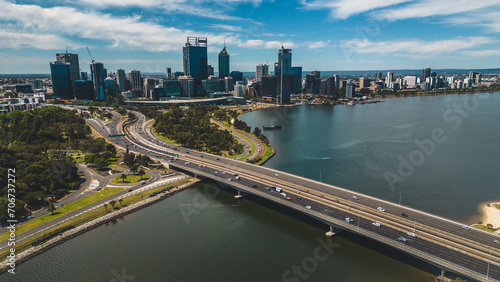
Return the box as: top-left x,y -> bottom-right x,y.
109,173 -> 151,184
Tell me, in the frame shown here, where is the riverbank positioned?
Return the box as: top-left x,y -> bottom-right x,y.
473,202 -> 500,233
0,179 -> 199,274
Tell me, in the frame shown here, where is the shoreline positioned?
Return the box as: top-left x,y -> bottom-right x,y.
0,179 -> 199,274
472,201 -> 500,233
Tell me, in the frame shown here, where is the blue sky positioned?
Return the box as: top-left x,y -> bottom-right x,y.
1,0 -> 499,74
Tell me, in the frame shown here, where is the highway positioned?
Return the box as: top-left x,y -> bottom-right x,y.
99,108 -> 500,281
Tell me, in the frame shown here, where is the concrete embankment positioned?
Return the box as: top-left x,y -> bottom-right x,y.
0,180 -> 199,274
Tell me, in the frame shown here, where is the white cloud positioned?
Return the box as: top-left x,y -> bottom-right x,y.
376,0 -> 500,21
0,0 -> 240,52
462,49 -> 500,57
341,37 -> 495,55
209,24 -> 244,32
307,40 -> 329,49
300,0 -> 412,19
0,29 -> 81,50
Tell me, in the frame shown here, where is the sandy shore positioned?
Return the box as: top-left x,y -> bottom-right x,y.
478,202 -> 500,230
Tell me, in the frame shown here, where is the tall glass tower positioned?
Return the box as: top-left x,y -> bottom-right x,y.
50,61 -> 73,99
218,46 -> 230,78
91,62 -> 106,101
277,46 -> 292,104
183,37 -> 208,95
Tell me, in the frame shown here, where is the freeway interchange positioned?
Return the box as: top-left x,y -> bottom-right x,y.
91,107 -> 500,281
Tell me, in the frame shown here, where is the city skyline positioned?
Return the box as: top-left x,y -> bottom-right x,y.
1,0 -> 500,74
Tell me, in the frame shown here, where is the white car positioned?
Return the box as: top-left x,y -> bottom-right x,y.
345,217 -> 354,223
398,237 -> 407,243
407,232 -> 417,237
372,222 -> 381,227
305,205 -> 311,209
377,207 -> 386,212
352,196 -> 359,200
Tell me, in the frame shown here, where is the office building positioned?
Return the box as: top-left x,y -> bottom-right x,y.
404,76 -> 418,88
179,76 -> 195,97
320,76 -> 335,97
334,74 -> 341,89
346,82 -> 355,98
50,61 -> 73,98
116,69 -> 126,93
104,77 -> 118,97
129,70 -> 142,96
234,81 -> 246,97
163,80 -> 182,98
143,78 -> 156,99
218,46 -> 230,78
256,64 -> 269,83
422,68 -> 431,81
261,76 -> 278,99
91,62 -> 106,100
291,66 -> 302,93
305,73 -> 321,94
208,65 -> 214,76
386,72 -> 394,87
375,72 -> 382,80
56,52 -> 80,81
81,72 -> 88,80
225,77 -> 234,92
230,71 -> 243,84
166,68 -> 172,79
277,46 -> 292,104
359,77 -> 371,88
74,80 -> 94,100
183,37 -> 208,95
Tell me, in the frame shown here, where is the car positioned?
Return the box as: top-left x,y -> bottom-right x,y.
128,189 -> 133,192
148,179 -> 152,182
402,213 -> 408,218
275,173 -> 279,177
377,207 -> 386,212
462,225 -> 470,230
352,196 -> 359,200
265,187 -> 270,190
27,215 -> 34,220
407,232 -> 417,237
216,158 -> 220,160
297,196 -> 302,199
372,222 -> 381,227
305,205 -> 312,209
345,217 -> 354,223
252,184 -> 257,188
227,178 -> 232,181
200,155 -> 204,158
494,239 -> 500,244
141,180 -> 146,185
398,237 -> 407,243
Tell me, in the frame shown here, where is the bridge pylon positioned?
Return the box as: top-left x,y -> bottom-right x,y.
234,190 -> 247,199
326,226 -> 341,237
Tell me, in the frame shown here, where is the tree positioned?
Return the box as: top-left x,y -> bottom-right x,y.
253,127 -> 261,136
120,174 -> 127,183
110,200 -> 116,209
104,203 -> 108,210
94,157 -> 108,169
118,199 -> 123,206
138,169 -> 145,180
47,203 -> 56,214
130,163 -> 139,174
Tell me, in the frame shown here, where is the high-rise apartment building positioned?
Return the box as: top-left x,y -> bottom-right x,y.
359,77 -> 371,88
218,46 -> 230,78
422,68 -> 431,81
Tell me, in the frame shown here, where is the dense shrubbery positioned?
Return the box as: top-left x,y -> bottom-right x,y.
152,105 -> 242,155
0,107 -> 112,221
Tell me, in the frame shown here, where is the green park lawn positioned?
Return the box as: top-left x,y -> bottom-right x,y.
0,187 -> 123,242
110,173 -> 151,184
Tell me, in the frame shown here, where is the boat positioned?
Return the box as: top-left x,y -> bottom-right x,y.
263,125 -> 282,131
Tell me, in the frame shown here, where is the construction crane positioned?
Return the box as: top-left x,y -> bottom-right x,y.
86,46 -> 95,63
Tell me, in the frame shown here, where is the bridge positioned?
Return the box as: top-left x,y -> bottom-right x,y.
98,109 -> 500,281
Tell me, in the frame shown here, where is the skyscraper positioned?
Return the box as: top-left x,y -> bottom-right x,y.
116,69 -> 126,93
218,46 -> 230,78
256,64 -> 269,83
277,46 -> 292,104
183,37 -> 208,95
143,78 -> 156,99
386,72 -> 394,88
91,62 -> 106,100
50,61 -> 73,98
56,52 -> 80,81
422,68 -> 431,81
129,70 -> 142,96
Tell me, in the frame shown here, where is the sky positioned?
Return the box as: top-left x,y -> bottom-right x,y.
0,0 -> 500,74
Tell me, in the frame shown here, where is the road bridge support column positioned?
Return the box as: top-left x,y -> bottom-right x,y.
234,190 -> 247,199
326,226 -> 340,237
